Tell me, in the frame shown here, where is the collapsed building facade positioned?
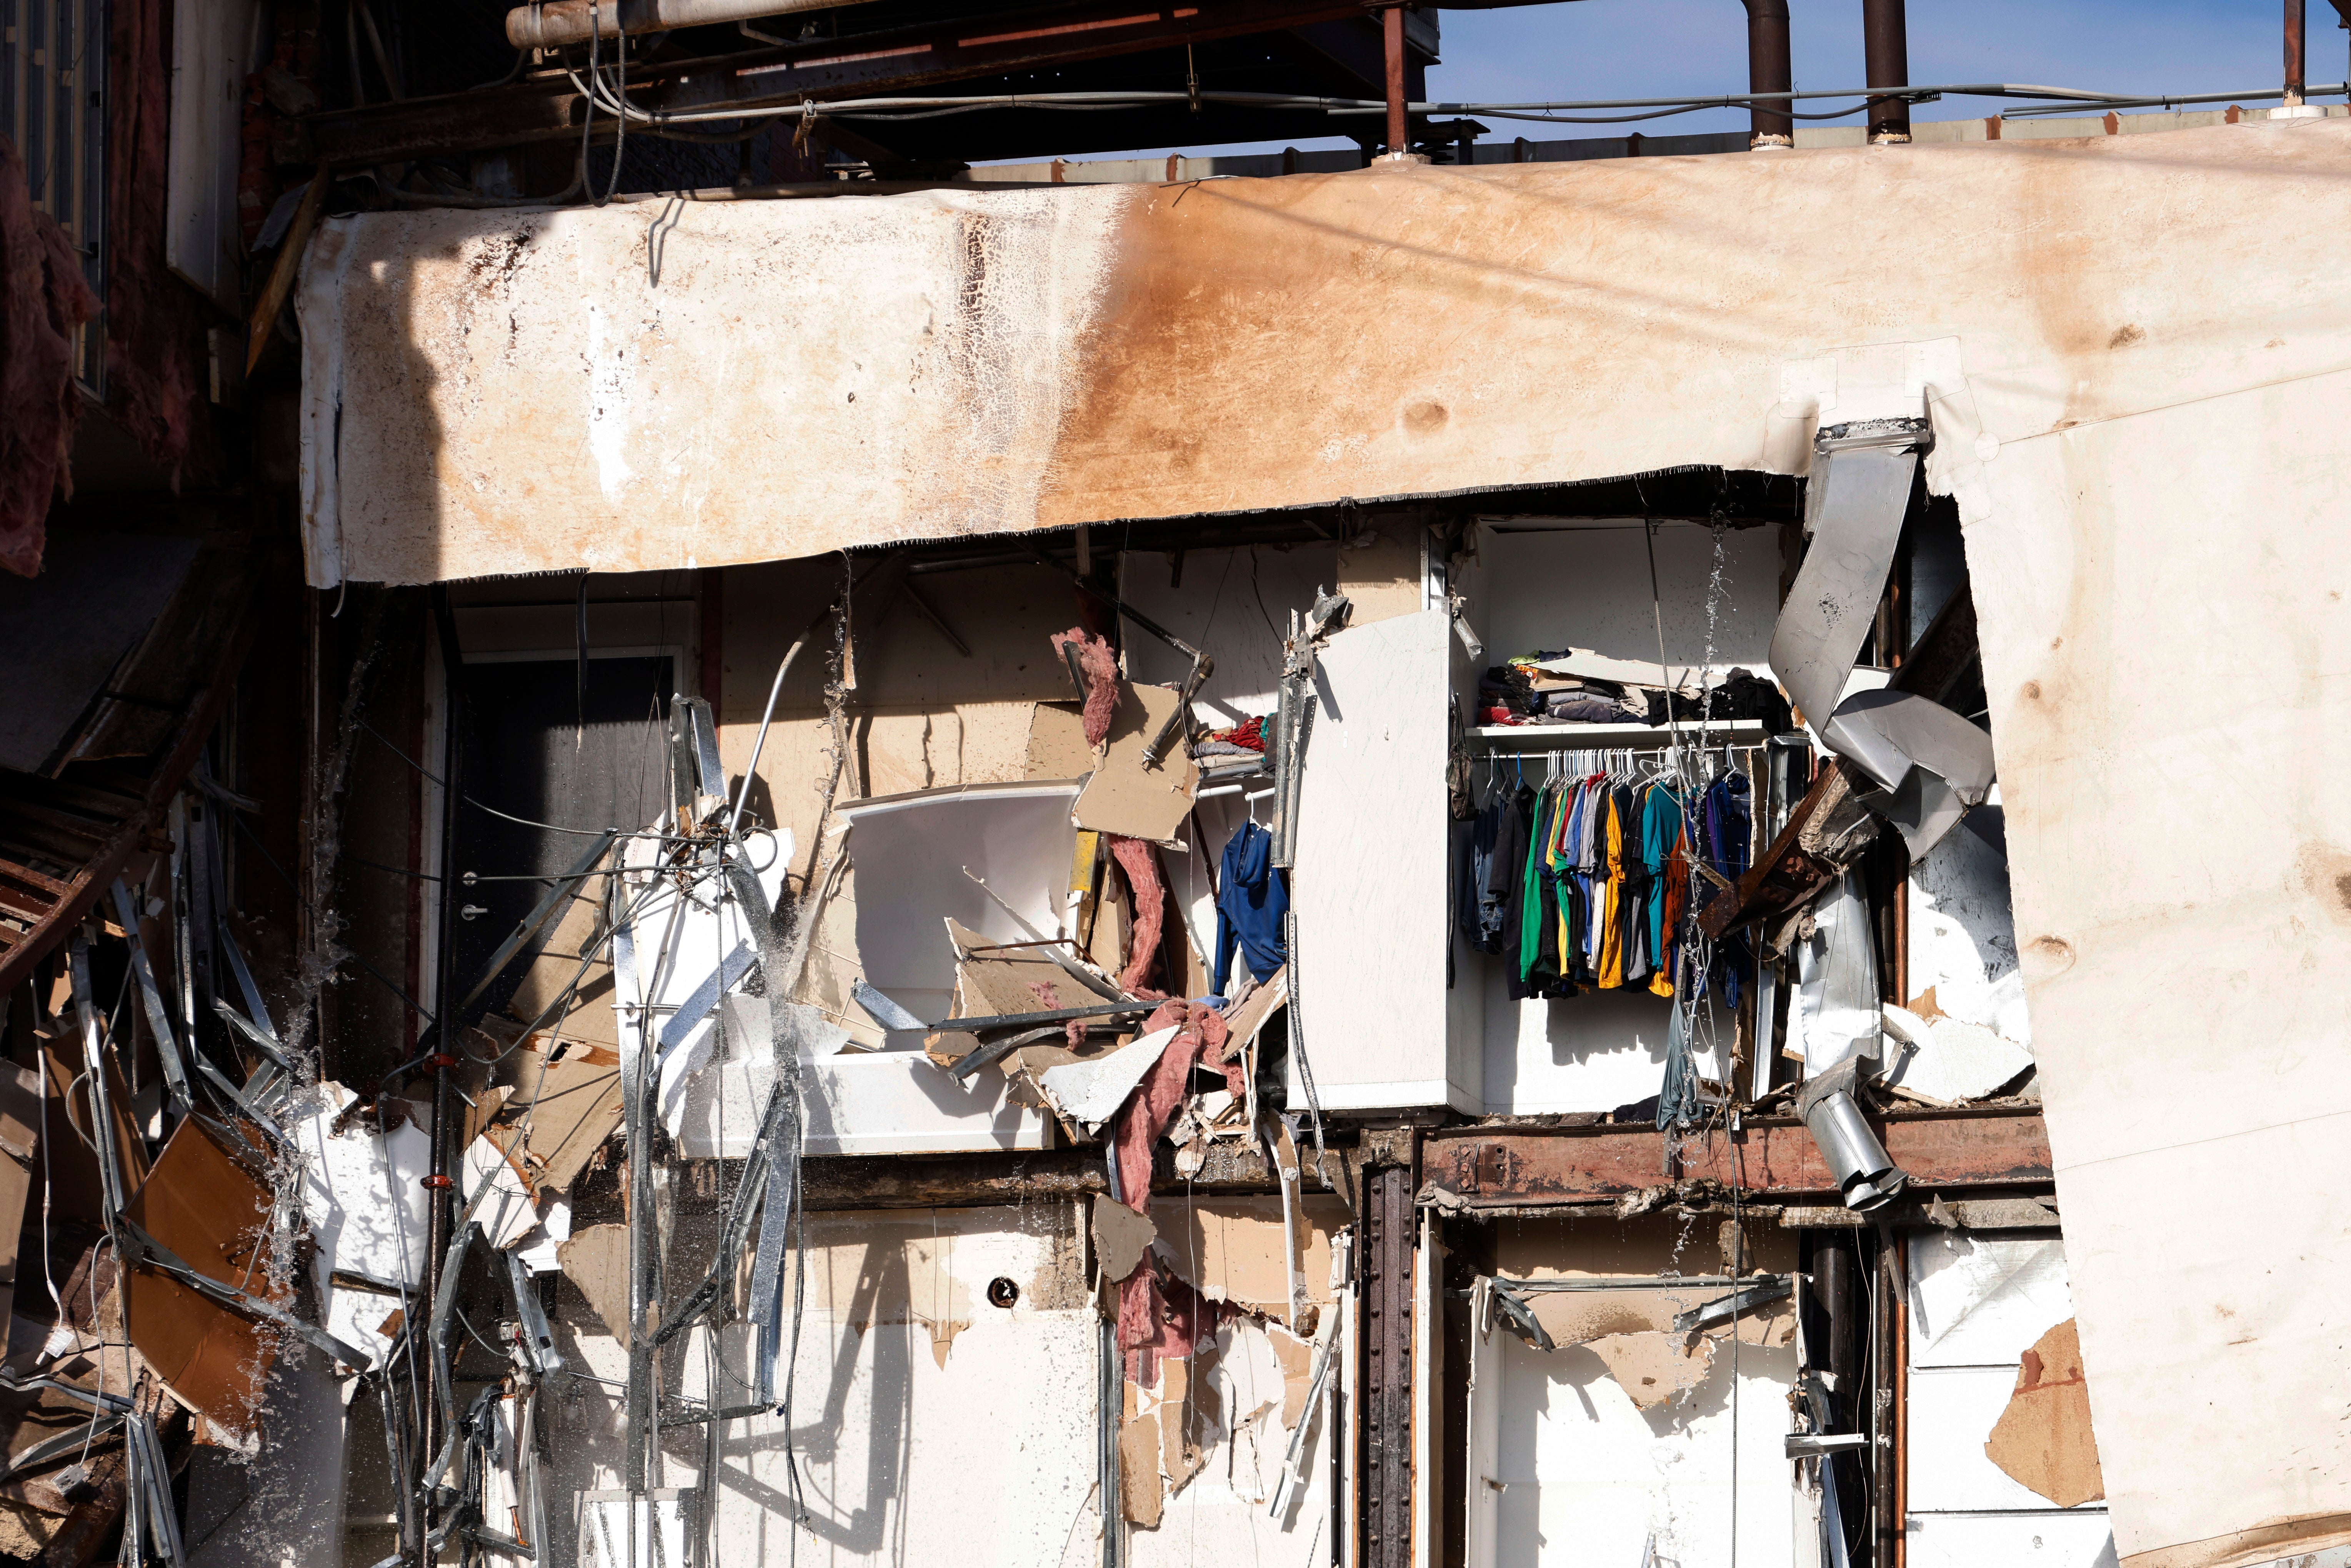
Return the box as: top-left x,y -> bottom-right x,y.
4,0 -> 2351,1565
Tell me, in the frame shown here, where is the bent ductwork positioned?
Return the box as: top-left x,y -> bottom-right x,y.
1791,870 -> 1908,1211
1768,412 -> 1996,859
1798,1058 -> 1907,1211
506,0 -> 869,51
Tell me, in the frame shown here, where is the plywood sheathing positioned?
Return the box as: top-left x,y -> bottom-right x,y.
1071,683 -> 1199,846
1986,1318 -> 2105,1508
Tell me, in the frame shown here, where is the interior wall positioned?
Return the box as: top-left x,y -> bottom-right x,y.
1291,608 -> 1464,1112
539,1205 -> 1100,1568
1467,1216 -> 1801,1568
1468,523 -> 1780,676
1119,526 -> 1425,724
715,558 -> 1086,897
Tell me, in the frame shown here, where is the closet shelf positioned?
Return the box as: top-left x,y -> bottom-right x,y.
1469,720 -> 1768,747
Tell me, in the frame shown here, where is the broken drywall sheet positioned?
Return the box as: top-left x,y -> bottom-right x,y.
1038,1026 -> 1176,1131
1909,1234 -> 2074,1370
1093,1196 -> 1157,1283
1583,1332 -> 1716,1411
462,1133 -> 540,1250
1520,1286 -> 1796,1353
1156,1197 -> 1346,1319
1879,1004 -> 2033,1103
292,1082 -> 433,1371
1985,1318 -> 2105,1509
558,1223 -> 631,1344
1071,683 -> 1200,845
1120,1411 -> 1164,1526
1026,700 -> 1096,780
703,992 -> 1053,1158
500,1037 -> 623,1198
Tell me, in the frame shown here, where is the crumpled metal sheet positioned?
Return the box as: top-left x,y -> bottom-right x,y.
1769,415 -> 1995,858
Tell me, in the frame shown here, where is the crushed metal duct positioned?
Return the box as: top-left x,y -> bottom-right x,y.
1791,871 -> 1908,1211
1768,412 -> 1995,858
1798,1059 -> 1907,1212
505,0 -> 875,49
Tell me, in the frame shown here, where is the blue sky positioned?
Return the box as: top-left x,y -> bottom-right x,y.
1037,0 -> 2336,162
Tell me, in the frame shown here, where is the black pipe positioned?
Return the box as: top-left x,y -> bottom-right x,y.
1741,0 -> 1794,148
1861,0 -> 1912,142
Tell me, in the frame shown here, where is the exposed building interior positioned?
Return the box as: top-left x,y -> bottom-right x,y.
3,0 -> 2351,1566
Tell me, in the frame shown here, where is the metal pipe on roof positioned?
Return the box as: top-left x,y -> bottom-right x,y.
505,0 -> 868,51
1383,4 -> 1408,153
1741,0 -> 1793,148
2287,0 -> 2309,104
1861,0 -> 1911,142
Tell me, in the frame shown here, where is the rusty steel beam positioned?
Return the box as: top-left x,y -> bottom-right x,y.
1359,1163 -> 1415,1568
301,0 -> 1376,168
1424,1107 -> 2051,1209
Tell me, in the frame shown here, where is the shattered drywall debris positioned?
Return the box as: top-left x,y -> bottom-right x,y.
1585,1333 -> 1717,1411
1092,1196 -> 1157,1284
1985,1318 -> 2105,1509
1037,1025 -> 1176,1131
1119,1411 -> 1164,1526
462,1132 -> 540,1249
500,1037 -> 624,1198
1880,1003 -> 2034,1103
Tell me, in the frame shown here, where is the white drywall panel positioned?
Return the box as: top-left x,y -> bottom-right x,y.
1909,1233 -> 2074,1370
1909,1364 -> 2100,1513
676,991 -> 1050,1156
1480,1333 -> 1799,1568
1907,798 -> 2031,1043
1905,1513 -> 2118,1568
1290,609 -> 1465,1112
